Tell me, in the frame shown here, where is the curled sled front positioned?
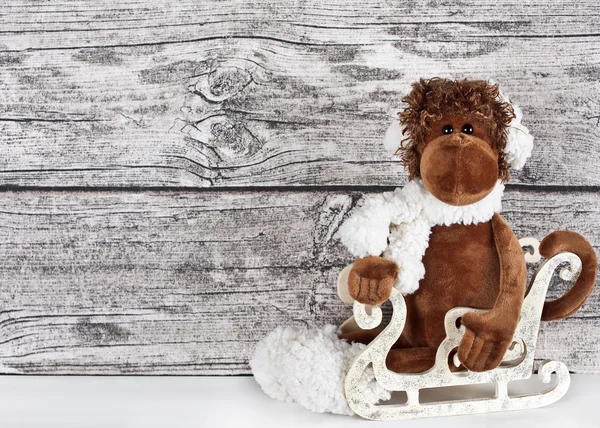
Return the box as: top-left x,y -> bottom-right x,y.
343,238 -> 575,420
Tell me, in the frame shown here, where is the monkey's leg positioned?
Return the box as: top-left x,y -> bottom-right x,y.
385,347 -> 437,373
386,347 -> 467,373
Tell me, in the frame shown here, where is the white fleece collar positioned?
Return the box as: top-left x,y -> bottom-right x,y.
419,179 -> 504,226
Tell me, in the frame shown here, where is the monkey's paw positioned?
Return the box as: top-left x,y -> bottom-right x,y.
457,312 -> 513,372
348,256 -> 399,306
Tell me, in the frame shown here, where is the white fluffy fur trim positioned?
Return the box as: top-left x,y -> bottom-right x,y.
382,109 -> 403,156
420,180 -> 504,226
338,179 -> 503,294
339,192 -> 396,258
250,325 -> 390,415
383,216 -> 430,294
504,103 -> 534,170
497,89 -> 534,170
338,182 -> 423,259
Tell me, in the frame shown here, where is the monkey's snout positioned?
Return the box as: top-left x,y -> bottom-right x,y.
420,135 -> 499,206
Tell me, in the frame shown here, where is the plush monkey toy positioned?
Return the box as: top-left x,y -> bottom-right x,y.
338,78 -> 598,373
252,78 -> 598,415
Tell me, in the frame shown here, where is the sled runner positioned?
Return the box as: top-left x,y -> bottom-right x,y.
341,238 -> 578,420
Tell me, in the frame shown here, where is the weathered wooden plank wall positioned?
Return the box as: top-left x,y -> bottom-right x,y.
0,1 -> 598,374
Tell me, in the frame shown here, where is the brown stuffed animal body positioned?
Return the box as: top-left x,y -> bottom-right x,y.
338,78 -> 597,373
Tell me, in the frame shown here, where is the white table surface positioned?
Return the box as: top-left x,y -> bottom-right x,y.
0,374 -> 598,428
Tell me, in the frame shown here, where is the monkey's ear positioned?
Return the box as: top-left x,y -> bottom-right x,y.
497,90 -> 534,170
504,103 -> 534,170
382,109 -> 404,156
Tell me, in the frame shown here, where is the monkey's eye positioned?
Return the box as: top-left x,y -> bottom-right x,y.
462,123 -> 474,135
442,124 -> 453,134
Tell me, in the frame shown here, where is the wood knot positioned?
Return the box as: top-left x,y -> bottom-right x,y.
194,66 -> 253,103
209,117 -> 262,157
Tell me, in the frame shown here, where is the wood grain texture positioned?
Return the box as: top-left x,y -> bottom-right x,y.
1,1 -> 599,187
0,1 -> 598,377
0,188 -> 598,374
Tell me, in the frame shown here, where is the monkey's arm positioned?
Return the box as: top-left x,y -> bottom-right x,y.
338,183 -> 424,305
338,187 -> 415,259
458,213 -> 527,372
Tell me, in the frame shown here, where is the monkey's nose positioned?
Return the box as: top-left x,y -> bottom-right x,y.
449,134 -> 472,147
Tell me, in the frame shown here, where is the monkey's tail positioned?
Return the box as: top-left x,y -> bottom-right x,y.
540,231 -> 598,321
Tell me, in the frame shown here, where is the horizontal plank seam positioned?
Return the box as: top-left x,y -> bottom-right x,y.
0,117 -> 102,123
0,184 -> 598,193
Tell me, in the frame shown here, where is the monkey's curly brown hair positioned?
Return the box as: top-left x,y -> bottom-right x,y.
397,78 -> 516,181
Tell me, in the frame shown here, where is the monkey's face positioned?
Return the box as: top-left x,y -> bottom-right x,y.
419,114 -> 499,206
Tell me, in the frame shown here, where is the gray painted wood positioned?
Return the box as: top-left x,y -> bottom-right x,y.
0,188 -> 598,374
0,1 -> 598,376
0,1 -> 599,187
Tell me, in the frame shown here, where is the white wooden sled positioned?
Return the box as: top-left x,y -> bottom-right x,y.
338,238 -> 580,420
